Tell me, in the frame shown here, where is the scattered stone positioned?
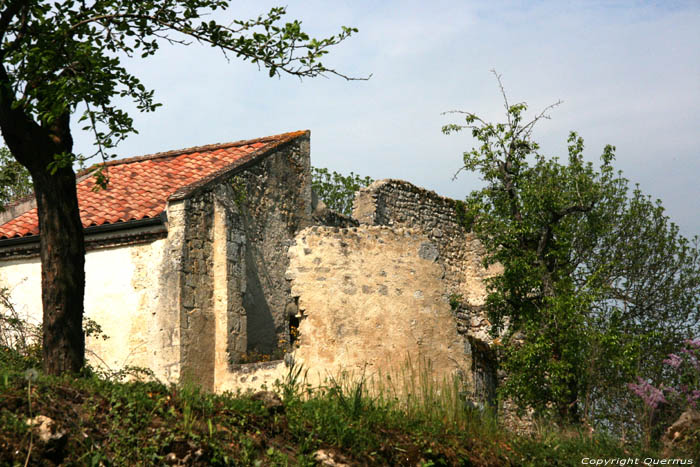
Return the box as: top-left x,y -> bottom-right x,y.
313,449 -> 352,467
662,408 -> 700,456
26,415 -> 67,463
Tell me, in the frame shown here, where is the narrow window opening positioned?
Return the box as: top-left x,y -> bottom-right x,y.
289,314 -> 300,347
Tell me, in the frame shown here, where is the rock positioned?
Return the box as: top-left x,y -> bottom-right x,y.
313,449 -> 352,467
251,390 -> 284,413
26,415 -> 66,444
662,408 -> 700,456
164,439 -> 203,465
26,415 -> 67,463
418,242 -> 439,262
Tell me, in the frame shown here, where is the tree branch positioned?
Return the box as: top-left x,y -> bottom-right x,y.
554,202 -> 594,221
66,11 -> 368,80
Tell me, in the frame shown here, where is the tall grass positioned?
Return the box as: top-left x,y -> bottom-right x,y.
279,353 -> 501,447
321,354 -> 495,432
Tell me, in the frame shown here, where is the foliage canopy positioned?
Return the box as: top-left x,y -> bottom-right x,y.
0,146 -> 31,207
1,0 -> 362,179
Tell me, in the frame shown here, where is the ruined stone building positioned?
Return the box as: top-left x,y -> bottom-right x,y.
0,131 -> 499,401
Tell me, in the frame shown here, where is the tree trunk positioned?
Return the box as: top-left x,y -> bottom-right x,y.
0,54 -> 86,374
0,88 -> 86,374
31,163 -> 86,375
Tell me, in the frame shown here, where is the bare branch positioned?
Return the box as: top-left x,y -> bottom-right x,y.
518,99 -> 563,140
491,69 -> 511,127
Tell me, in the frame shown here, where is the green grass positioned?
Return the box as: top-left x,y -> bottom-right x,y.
0,347 -> 675,466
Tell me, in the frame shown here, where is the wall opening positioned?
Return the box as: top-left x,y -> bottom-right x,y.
289,313 -> 300,347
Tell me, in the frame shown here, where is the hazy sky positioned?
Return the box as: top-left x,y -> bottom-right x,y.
69,1 -> 699,236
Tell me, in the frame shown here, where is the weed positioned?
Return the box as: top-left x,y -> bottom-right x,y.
448,293 -> 463,311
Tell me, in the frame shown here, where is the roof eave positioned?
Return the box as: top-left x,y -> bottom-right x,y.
0,213 -> 166,248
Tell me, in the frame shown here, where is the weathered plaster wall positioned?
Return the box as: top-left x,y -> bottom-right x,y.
0,228 -> 182,384
0,257 -> 42,331
0,135 -> 313,393
284,225 -> 472,389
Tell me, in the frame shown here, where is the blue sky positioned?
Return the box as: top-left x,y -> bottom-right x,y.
70,1 -> 700,236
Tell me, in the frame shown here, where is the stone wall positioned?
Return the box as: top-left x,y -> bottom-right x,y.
0,145 -> 505,402
218,134 -> 312,361
285,225 -> 472,390
351,179 -> 501,404
178,191 -> 217,388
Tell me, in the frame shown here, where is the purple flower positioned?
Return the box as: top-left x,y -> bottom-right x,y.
663,353 -> 683,368
685,338 -> 700,349
628,377 -> 667,409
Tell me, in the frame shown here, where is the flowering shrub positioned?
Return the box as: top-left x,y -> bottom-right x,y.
628,378 -> 667,409
630,338 -> 700,408
628,338 -> 700,446
665,338 -> 700,409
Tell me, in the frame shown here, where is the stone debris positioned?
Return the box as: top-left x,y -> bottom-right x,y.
26,415 -> 66,444
313,449 -> 352,467
662,408 -> 700,456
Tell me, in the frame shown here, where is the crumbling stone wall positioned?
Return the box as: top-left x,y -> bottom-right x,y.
221,134 -> 312,359
351,179 -> 500,404
286,225 -> 472,389
353,179 -> 501,343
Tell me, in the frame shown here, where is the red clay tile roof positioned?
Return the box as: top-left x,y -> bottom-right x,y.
0,131 -> 307,239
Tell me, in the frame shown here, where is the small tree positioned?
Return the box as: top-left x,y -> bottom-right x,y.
0,0 -> 363,375
443,72 -> 700,426
311,167 -> 373,216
